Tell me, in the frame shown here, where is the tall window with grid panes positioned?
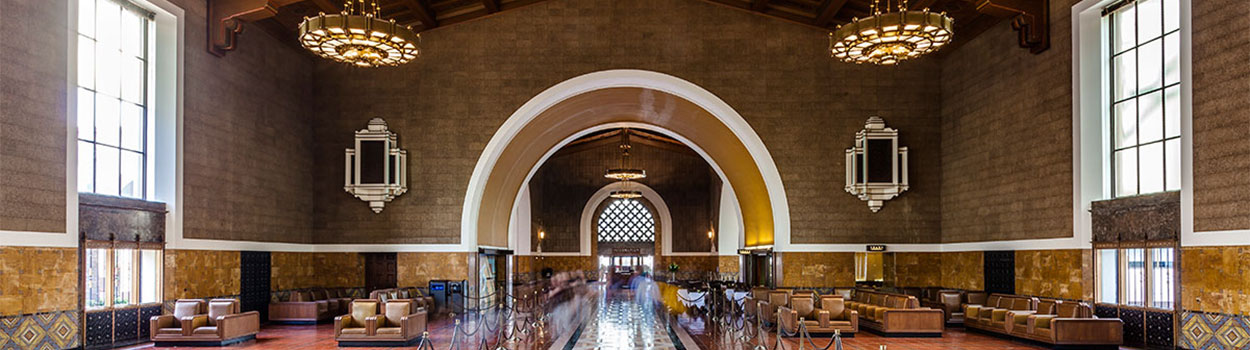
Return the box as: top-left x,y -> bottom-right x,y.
77,0 -> 163,310
1095,0 -> 1179,314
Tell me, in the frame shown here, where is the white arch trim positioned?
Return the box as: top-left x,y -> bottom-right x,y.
577,182 -> 673,256
463,69 -> 791,252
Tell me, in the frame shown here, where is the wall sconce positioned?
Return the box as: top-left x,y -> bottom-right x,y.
344,118 -> 408,213
708,226 -> 716,253
845,117 -> 909,212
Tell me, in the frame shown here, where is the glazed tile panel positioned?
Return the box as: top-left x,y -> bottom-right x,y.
163,249 -> 240,300
0,247 -> 78,315
397,252 -> 470,288
270,252 -> 363,291
780,252 -> 854,288
1181,246 -> 1250,315
1180,311 -> 1250,350
893,252 -> 943,287
0,310 -> 80,350
940,251 -> 983,291
1013,249 -> 1086,300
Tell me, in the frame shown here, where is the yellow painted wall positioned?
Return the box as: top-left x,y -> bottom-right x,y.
1015,249 -> 1088,300
940,251 -> 984,291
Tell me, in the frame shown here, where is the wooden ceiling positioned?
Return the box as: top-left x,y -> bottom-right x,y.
209,0 -> 1047,56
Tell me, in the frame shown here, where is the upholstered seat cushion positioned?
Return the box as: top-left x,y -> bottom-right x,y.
791,297 -> 815,318
207,300 -> 236,326
383,301 -> 410,327
376,327 -> 402,335
340,328 -> 367,335
157,328 -> 182,335
192,326 -> 218,335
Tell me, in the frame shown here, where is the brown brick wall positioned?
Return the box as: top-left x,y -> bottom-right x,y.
939,0 -> 1076,243
1192,0 -> 1250,232
175,0 -> 316,243
0,0 -> 68,233
311,0 -> 944,245
1,0 -> 315,242
530,140 -> 718,253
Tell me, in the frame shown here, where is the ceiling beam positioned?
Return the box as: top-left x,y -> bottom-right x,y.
208,0 -> 304,56
404,0 -> 439,28
750,0 -> 770,12
305,0 -> 341,14
975,0 -> 1050,53
481,0 -> 500,13
814,0 -> 848,27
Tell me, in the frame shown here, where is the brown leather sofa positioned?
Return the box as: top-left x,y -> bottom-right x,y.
151,299 -> 260,346
370,287 -> 435,311
270,290 -> 333,324
964,294 -> 1037,332
780,294 -> 858,336
335,299 -> 428,346
998,299 -> 1122,348
844,290 -> 944,337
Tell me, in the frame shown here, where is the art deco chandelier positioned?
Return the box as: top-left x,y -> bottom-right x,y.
606,130 -> 645,199
298,0 -> 420,67
828,0 -> 954,65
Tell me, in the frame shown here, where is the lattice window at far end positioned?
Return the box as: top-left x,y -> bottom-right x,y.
597,199 -> 655,243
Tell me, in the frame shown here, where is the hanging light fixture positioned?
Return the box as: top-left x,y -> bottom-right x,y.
604,129 -> 646,181
610,185 -> 643,199
828,0 -> 953,65
298,0 -> 420,67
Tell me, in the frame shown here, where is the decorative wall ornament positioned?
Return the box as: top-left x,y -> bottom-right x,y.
344,118 -> 407,213
844,117 -> 909,212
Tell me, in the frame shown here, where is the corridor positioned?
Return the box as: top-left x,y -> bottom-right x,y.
555,285 -> 695,350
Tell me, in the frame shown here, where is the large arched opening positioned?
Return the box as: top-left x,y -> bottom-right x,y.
462,70 -> 789,252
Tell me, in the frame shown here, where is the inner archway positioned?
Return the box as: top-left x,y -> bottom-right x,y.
462,70 -> 789,250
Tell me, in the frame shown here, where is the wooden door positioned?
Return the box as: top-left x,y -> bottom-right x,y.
364,253 -> 397,292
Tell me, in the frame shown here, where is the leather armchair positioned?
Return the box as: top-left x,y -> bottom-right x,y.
743,287 -> 770,317
760,291 -> 790,324
937,292 -> 964,324
336,300 -> 379,339
150,299 -> 205,338
781,295 -> 858,336
153,299 -> 259,346
336,299 -> 427,346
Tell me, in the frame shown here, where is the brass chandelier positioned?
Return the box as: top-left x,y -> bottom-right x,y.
828,0 -> 954,65
606,129 -> 645,199
604,130 -> 646,181
298,0 -> 420,67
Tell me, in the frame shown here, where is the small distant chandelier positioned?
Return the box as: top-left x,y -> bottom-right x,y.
828,0 -> 954,65
604,129 -> 646,181
610,188 -> 643,199
298,0 -> 420,67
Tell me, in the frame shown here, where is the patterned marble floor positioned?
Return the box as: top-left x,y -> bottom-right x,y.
563,287 -> 689,350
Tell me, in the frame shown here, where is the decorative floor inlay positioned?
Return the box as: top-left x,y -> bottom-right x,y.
565,288 -> 689,350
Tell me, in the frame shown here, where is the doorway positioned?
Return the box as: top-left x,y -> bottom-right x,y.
477,249 -> 511,310
742,250 -> 773,288
364,253 -> 397,293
